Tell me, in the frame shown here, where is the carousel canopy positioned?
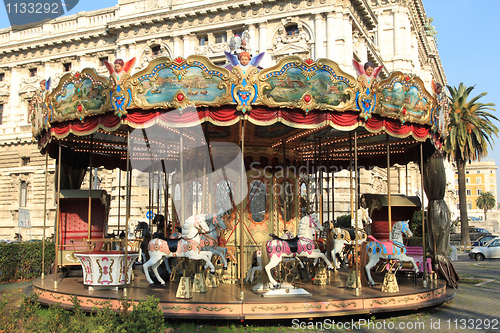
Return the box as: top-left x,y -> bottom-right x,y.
30,55 -> 443,171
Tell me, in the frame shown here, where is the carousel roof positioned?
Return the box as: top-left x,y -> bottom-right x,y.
30,55 -> 443,171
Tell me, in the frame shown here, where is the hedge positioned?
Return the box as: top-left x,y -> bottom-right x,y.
0,241 -> 55,282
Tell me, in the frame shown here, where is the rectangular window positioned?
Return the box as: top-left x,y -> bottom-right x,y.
21,157 -> 30,166
476,177 -> 481,184
0,104 -> 3,125
477,189 -> 482,195
19,181 -> 27,208
199,36 -> 206,46
215,34 -> 227,43
477,171 -> 481,174
63,63 -> 71,72
29,68 -> 37,77
466,178 -> 470,184
454,179 -> 458,185
466,189 -> 471,196
467,201 -> 472,210
0,73 -> 5,81
99,57 -> 108,67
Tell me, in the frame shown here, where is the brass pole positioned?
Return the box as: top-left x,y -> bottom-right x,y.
180,134 -> 185,226
126,129 -> 131,229
420,143 -> 426,277
87,134 -> 93,244
387,134 -> 392,235
42,152 -> 48,280
240,119 -> 246,295
349,132 -> 353,219
118,169 -> 121,235
354,131 -> 360,296
54,141 -> 62,289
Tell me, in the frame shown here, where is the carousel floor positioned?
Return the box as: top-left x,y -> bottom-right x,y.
30,266 -> 455,320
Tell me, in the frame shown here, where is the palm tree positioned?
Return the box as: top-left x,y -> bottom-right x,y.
445,83 -> 498,246
476,191 -> 496,221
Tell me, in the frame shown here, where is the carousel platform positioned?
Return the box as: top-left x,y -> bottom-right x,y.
30,266 -> 454,320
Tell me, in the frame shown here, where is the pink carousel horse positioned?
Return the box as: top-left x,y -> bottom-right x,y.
142,214 -> 215,286
261,214 -> 335,288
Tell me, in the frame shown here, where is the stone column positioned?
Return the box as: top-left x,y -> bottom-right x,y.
7,66 -> 21,124
247,24 -> 256,54
326,12 -> 335,60
393,9 -> 401,57
343,13 -> 353,70
258,22 -> 270,67
315,14 -> 325,59
173,36 -> 181,57
183,35 -> 190,58
207,32 -> 215,45
128,42 -> 137,59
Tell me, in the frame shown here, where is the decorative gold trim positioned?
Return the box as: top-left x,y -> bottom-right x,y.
130,55 -> 232,111
252,305 -> 289,312
370,299 -> 396,306
416,293 -> 431,300
196,305 -> 233,312
257,57 -> 358,114
49,293 -> 67,301
436,288 -> 445,296
325,301 -> 357,309
86,299 -> 111,306
96,258 -> 114,285
162,305 -> 193,312
375,71 -> 433,125
293,303 -> 322,310
48,68 -> 110,123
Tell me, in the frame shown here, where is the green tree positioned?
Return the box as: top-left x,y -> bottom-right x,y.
476,190 -> 496,221
445,83 -> 498,245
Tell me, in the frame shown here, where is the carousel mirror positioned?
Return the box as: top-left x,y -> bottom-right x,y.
216,180 -> 233,216
279,179 -> 294,222
249,180 -> 266,223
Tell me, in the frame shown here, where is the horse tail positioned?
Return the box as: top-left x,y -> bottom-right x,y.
326,228 -> 334,261
359,241 -> 369,287
260,242 -> 270,286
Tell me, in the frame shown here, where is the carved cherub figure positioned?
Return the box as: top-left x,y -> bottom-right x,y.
352,60 -> 383,91
104,58 -> 136,84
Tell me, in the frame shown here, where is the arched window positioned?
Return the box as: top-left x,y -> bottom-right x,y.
19,181 -> 27,207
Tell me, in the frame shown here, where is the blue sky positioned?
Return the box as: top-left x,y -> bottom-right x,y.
0,0 -> 499,188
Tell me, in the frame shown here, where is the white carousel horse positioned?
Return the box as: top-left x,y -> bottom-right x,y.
328,208 -> 371,269
262,214 -> 334,288
244,229 -> 298,283
142,214 -> 215,286
364,220 -> 419,286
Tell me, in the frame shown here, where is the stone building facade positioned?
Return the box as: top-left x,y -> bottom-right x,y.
0,0 -> 449,239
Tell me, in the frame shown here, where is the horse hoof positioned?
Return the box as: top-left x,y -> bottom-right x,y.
223,266 -> 228,270
210,271 -> 216,275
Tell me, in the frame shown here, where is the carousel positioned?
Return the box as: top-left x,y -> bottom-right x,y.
28,49 -> 457,320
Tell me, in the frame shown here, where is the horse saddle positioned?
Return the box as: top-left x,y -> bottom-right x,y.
269,234 -> 300,253
164,237 -> 183,253
367,235 -> 395,255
